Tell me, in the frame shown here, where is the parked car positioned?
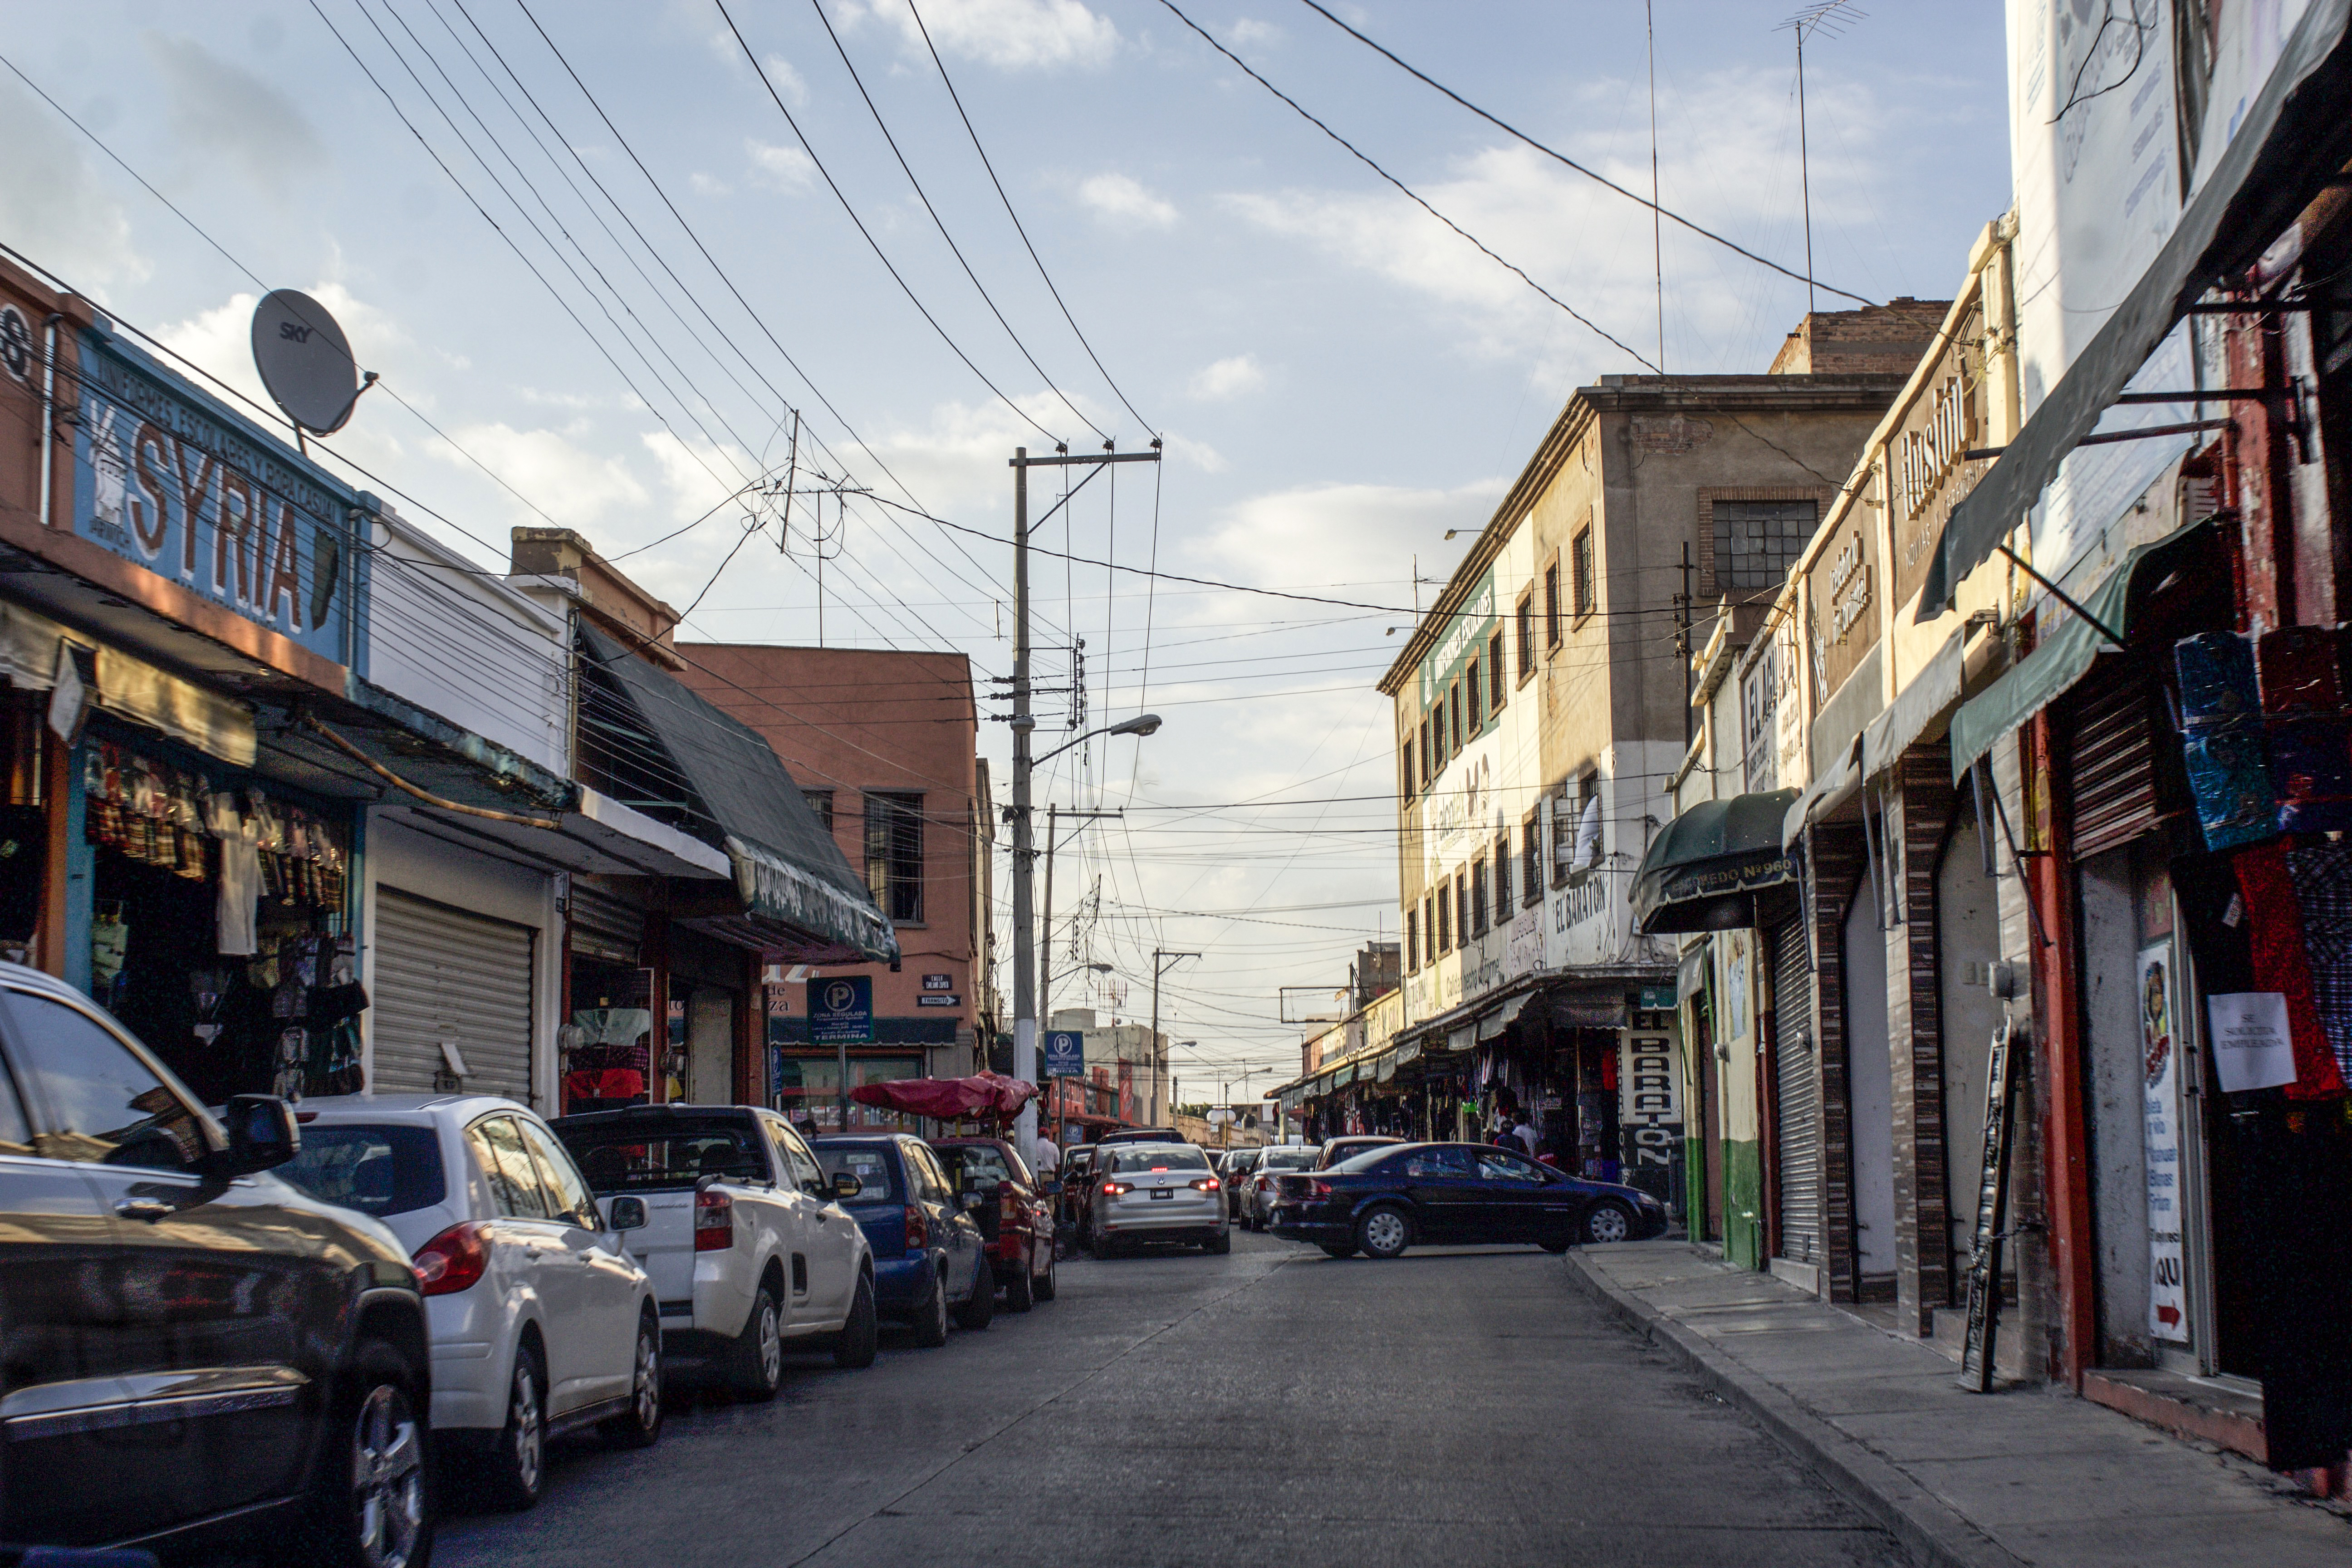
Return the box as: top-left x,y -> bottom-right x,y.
813,1135 -> 995,1343
931,1136 -> 1057,1310
1061,1145 -> 1097,1242
1267,1141 -> 1669,1258
1216,1147 -> 1263,1220
0,961 -> 433,1565
553,1104 -> 877,1399
1096,1126 -> 1186,1148
295,1093 -> 664,1510
1090,1142 -> 1228,1257
1242,1145 -> 1323,1230
1314,1135 -> 1404,1169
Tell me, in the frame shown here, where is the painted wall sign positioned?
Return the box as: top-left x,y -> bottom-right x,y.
73,331 -> 363,668
2139,941 -> 2188,1343
1807,513 -> 1880,703
1617,1028 -> 1683,1175
1890,303 -> 1987,609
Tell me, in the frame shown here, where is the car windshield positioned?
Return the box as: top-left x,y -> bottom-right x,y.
277,1124 -> 446,1219
1260,1149 -> 1320,1171
816,1145 -> 900,1202
1331,1145 -> 1407,1172
937,1143 -> 1024,1190
1107,1145 -> 1208,1174
556,1119 -> 768,1191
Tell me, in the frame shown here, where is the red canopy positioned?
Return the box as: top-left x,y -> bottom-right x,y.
848,1070 -> 1037,1120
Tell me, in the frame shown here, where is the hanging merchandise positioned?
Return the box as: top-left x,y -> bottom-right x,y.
2174,633 -> 2276,852
89,902 -> 128,1005
2259,626 -> 2352,834
2229,841 -> 2350,1102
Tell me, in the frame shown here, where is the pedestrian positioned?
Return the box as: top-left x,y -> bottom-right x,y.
1032,1136 -> 1060,1179
1512,1115 -> 1540,1158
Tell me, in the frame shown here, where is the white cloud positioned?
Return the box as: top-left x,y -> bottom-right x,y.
1079,172 -> 1176,230
1229,18 -> 1280,47
746,138 -> 815,192
141,32 -> 326,201
426,422 -> 649,529
1186,354 -> 1264,401
155,283 -> 408,414
1196,479 -> 1506,599
841,0 -> 1117,70
689,172 -> 732,197
0,78 -> 147,295
762,53 -> 810,108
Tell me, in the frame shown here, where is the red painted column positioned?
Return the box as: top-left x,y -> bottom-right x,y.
2027,713 -> 2096,1388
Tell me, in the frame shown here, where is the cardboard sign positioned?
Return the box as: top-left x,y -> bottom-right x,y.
2206,992 -> 2298,1092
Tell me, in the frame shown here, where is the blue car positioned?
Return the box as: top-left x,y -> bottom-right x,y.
813,1135 -> 995,1344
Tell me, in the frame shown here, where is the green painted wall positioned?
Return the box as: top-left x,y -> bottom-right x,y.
1723,1138 -> 1765,1271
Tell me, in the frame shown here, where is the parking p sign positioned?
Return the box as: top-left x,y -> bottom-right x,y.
808,976 -> 874,1045
1043,1030 -> 1085,1078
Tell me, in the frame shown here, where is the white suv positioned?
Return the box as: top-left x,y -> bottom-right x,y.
282,1093 -> 662,1510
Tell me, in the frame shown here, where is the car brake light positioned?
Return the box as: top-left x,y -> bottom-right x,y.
695,1188 -> 734,1252
1100,1181 -> 1131,1196
1191,1177 -> 1220,1192
413,1221 -> 490,1296
904,1203 -> 929,1250
1311,1179 -> 1333,1198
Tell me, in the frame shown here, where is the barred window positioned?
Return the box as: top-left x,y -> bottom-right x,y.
1434,888 -> 1450,955
1470,858 -> 1489,939
1572,529 -> 1596,619
1516,594 -> 1536,676
1401,737 -> 1416,802
1490,632 -> 1506,710
1713,499 -> 1815,591
1466,658 -> 1482,735
1544,564 -> 1562,647
1494,831 -> 1512,925
1418,717 -> 1432,785
862,792 -> 924,923
1406,908 -> 1420,972
1521,813 -> 1542,906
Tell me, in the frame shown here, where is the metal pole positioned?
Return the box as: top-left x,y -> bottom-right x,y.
1039,804 -> 1057,1033
836,1030 -> 849,1135
1012,449 -> 1039,1165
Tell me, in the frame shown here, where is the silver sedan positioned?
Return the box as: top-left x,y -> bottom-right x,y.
1240,1146 -> 1323,1230
1089,1143 -> 1228,1257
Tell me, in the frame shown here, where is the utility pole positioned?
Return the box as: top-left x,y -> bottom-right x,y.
1010,443 -> 1161,1165
1148,949 -> 1197,1127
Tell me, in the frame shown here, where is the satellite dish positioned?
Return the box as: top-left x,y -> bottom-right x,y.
251,289 -> 371,434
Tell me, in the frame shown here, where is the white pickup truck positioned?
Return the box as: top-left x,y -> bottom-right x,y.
552,1104 -> 877,1395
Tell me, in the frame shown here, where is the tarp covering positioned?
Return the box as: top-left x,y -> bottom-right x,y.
1632,789 -> 1799,934
1863,628 -> 1966,779
581,626 -> 895,962
1,599 -> 256,766
1918,0 -> 2352,614
850,1070 -> 1037,1119
1947,520 -> 2211,781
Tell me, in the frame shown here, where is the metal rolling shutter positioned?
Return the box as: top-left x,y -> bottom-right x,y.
2067,666 -> 2160,861
567,882 -> 643,965
372,887 -> 535,1104
1774,915 -> 1822,1264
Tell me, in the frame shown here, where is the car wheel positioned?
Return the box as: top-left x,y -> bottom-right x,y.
954,1254 -> 995,1331
1356,1206 -> 1411,1259
1090,1232 -> 1117,1261
284,1337 -> 431,1568
729,1281 -> 785,1401
1318,1243 -> 1357,1259
1033,1247 -> 1057,1302
912,1262 -> 951,1348
1207,1228 -> 1231,1256
833,1272 -> 879,1369
477,1342 -> 546,1511
1584,1200 -> 1636,1245
1002,1247 -> 1035,1312
602,1311 -> 664,1447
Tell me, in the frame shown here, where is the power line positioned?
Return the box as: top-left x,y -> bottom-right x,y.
1154,0 -> 1659,372
1294,0 -> 1875,308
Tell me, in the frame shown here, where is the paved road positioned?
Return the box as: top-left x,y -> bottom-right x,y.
436,1230 -> 1905,1568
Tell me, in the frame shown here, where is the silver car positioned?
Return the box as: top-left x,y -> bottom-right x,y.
1089,1143 -> 1228,1257
1242,1145 -> 1323,1230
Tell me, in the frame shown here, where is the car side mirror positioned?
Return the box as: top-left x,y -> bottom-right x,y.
831,1171 -> 863,1199
605,1196 -> 648,1232
220,1094 -> 299,1176
960,1191 -> 986,1210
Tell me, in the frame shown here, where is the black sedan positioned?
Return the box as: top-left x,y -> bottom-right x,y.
1267,1141 -> 1669,1258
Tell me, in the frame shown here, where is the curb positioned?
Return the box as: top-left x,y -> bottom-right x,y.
1561,1249 -> 2025,1568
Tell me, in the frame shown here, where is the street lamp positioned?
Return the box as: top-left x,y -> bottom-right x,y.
1014,714 -> 1164,1165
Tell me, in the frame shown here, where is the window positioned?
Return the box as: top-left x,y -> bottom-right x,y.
1494,831 -> 1512,925
769,1119 -> 825,1193
816,1143 -> 899,1201
908,1141 -> 956,1202
278,1124 -> 446,1219
1713,499 -> 1815,591
1401,1146 -> 1474,1178
7,990 -> 203,1170
1516,594 -> 1536,677
1476,1148 -> 1546,1184
1401,737 -> 1415,802
1466,659 -> 1482,735
863,791 -> 925,923
1521,813 -> 1543,906
519,1116 -> 599,1228
1572,528 -> 1596,619
1418,717 -> 1432,785
469,1116 -> 551,1219
1544,563 -> 1562,647
1450,683 -> 1463,755
1435,887 -> 1450,955
1470,858 -> 1489,938
1406,908 -> 1420,972
803,789 -> 834,834
1489,632 -> 1506,710
1455,872 -> 1470,951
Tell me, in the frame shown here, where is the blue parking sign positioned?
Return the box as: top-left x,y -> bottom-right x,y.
1043,1030 -> 1085,1078
808,976 -> 874,1045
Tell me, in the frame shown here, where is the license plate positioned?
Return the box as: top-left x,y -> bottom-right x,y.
1150,1189 -> 1174,1201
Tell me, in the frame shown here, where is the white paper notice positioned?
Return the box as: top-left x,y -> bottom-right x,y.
2207,992 -> 2299,1093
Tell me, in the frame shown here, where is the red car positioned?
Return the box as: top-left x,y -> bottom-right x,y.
930,1137 -> 1059,1311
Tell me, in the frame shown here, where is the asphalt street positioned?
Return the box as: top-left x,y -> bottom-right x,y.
436,1230 -> 1906,1568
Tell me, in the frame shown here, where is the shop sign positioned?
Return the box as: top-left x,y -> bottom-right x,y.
1771,597 -> 1808,790
1889,304 -> 1987,609
1807,513 -> 1880,701
1741,629 -> 1779,794
2207,992 -> 2297,1091
808,975 -> 874,1045
2139,942 -> 2188,1343
1617,1029 -> 1682,1176
74,333 -> 362,668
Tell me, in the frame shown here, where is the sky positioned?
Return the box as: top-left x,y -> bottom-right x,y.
0,0 -> 2011,1094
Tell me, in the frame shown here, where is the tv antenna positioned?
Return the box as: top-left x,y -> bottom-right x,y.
1777,3 -> 1866,318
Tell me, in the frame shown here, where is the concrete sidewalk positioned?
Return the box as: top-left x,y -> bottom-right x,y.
1565,1241 -> 2349,1568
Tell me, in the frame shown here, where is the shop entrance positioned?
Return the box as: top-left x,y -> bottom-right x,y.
1937,806 -> 2009,1300
1842,880 -> 1896,1295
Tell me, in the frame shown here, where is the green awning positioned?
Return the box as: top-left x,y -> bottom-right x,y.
1947,520 -> 2210,782
1631,789 -> 1799,935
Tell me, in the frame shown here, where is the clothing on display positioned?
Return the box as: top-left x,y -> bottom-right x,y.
2286,842 -> 2352,1085
2232,841 -> 2352,1101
